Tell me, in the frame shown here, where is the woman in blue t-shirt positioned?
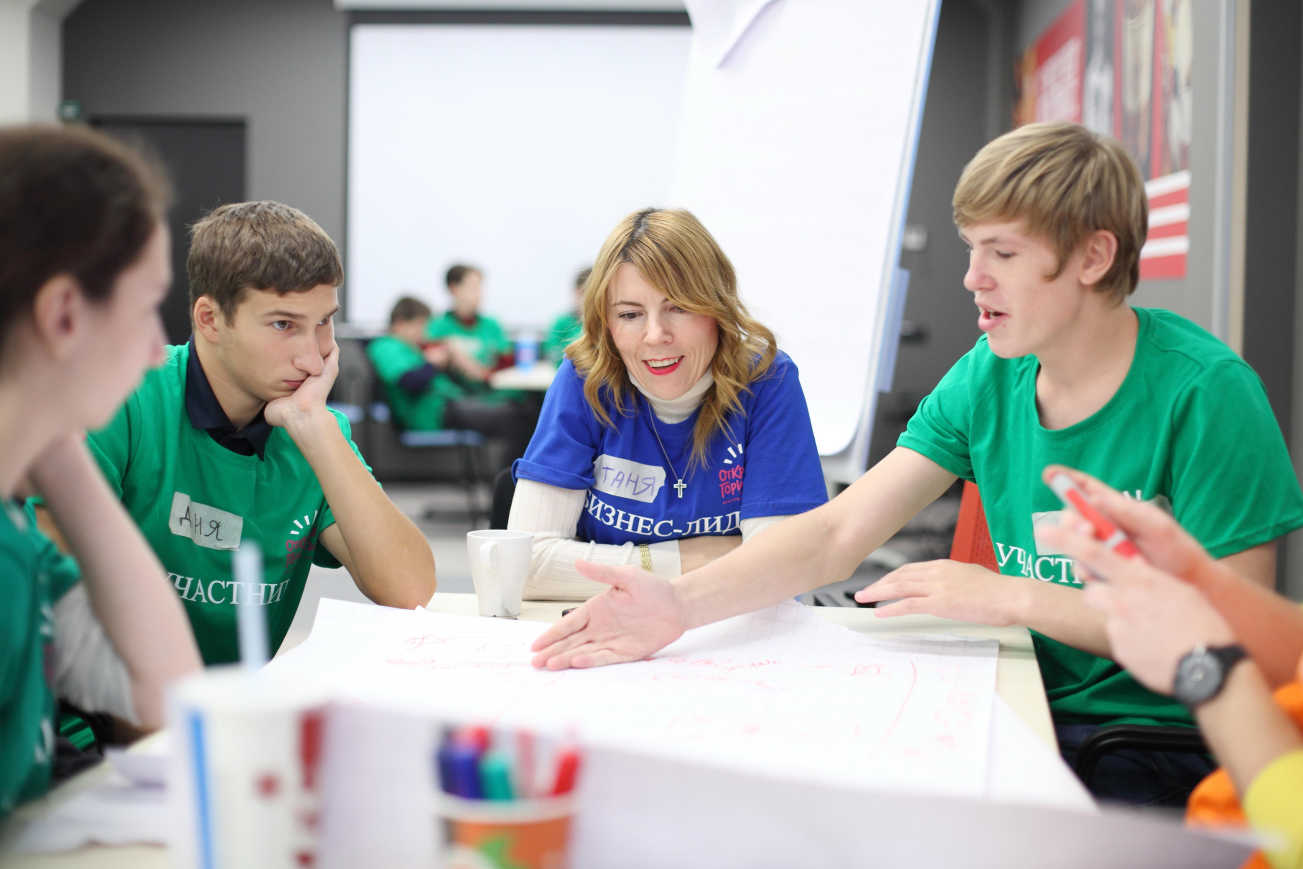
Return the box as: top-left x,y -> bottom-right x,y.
509,208 -> 827,600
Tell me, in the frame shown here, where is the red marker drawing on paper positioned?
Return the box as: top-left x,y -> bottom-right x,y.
1048,472 -> 1141,559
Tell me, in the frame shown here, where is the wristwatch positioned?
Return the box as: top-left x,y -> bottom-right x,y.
1171,643 -> 1248,709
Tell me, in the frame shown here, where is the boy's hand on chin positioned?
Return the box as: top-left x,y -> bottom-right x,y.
265,344 -> 340,430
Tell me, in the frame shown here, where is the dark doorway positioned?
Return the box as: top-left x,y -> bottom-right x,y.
91,118 -> 246,345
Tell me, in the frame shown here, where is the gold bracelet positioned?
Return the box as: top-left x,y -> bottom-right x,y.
638,543 -> 653,572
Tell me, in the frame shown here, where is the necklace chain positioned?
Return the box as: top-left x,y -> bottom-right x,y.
645,400 -> 687,499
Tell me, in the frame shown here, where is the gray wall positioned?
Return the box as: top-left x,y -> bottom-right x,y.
1288,6 -> 1303,601
894,0 -> 1013,399
62,0 -> 348,247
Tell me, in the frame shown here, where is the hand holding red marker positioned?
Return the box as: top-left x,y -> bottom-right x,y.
1047,471 -> 1142,561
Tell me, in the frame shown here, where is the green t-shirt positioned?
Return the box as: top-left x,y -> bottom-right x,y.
0,502 -> 80,815
427,311 -> 511,369
85,344 -> 368,665
543,311 -> 582,365
366,334 -> 466,430
899,307 -> 1303,727
427,311 -> 520,402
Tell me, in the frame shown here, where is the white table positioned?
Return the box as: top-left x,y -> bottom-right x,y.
0,595 -> 1052,867
488,362 -> 556,392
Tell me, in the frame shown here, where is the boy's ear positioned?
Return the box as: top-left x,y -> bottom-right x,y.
30,273 -> 87,360
1077,229 -> 1118,287
192,295 -> 225,342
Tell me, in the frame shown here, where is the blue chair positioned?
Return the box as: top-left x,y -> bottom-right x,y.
328,337 -> 491,526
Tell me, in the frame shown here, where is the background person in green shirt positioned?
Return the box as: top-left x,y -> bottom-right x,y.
542,266 -> 589,366
370,296 -> 536,469
531,122 -> 1303,807
427,263 -> 515,394
35,201 -> 437,665
367,296 -> 469,431
0,124 -> 200,814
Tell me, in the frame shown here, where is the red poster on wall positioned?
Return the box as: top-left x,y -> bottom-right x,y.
1014,0 -> 1191,280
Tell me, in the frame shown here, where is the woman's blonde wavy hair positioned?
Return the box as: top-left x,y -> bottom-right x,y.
566,208 -> 777,472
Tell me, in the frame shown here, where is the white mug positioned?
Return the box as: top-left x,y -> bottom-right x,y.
466,529 -> 533,618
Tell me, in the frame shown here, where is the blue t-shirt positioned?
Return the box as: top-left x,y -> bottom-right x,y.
514,352 -> 827,544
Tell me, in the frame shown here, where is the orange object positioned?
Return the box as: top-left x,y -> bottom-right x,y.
441,795 -> 574,869
1186,681 -> 1303,869
949,481 -> 999,571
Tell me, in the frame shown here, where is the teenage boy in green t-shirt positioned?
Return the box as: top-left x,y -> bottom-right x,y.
427,263 -> 537,403
529,122 -> 1303,806
36,201 -> 436,665
367,296 -> 469,431
427,264 -> 513,386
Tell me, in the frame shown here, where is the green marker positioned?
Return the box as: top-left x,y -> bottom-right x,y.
479,750 -> 515,801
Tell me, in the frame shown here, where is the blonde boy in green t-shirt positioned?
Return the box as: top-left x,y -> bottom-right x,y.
529,122 -> 1303,805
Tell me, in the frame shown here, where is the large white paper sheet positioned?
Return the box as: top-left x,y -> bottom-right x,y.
278,599 -> 998,797
3,770 -> 168,854
987,695 -> 1095,811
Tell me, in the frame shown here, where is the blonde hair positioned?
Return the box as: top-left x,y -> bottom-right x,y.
952,122 -> 1147,301
567,208 -> 777,471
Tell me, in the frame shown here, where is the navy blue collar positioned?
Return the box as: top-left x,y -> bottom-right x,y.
184,337 -> 272,458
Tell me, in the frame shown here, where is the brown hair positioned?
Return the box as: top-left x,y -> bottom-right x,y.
0,124 -> 170,352
569,208 -> 777,471
952,121 -> 1148,301
187,200 -> 342,321
388,295 -> 432,326
445,263 -> 481,290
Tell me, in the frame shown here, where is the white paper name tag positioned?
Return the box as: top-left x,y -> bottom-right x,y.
592,454 -> 666,503
1030,510 -> 1068,554
169,492 -> 243,551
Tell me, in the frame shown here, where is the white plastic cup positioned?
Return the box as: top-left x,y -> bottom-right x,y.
466,529 -> 532,618
169,669 -> 327,869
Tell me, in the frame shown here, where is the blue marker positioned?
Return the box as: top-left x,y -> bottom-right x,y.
443,739 -> 483,799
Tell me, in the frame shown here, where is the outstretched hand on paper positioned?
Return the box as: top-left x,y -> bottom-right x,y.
530,561 -> 686,670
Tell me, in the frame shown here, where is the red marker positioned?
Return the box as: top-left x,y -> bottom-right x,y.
1048,472 -> 1141,559
514,729 -> 536,799
550,747 -> 582,796
456,725 -> 492,754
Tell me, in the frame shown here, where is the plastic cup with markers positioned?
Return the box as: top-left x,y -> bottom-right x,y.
435,724 -> 582,869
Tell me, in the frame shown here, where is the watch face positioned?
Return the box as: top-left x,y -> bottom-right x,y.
1174,649 -> 1225,707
